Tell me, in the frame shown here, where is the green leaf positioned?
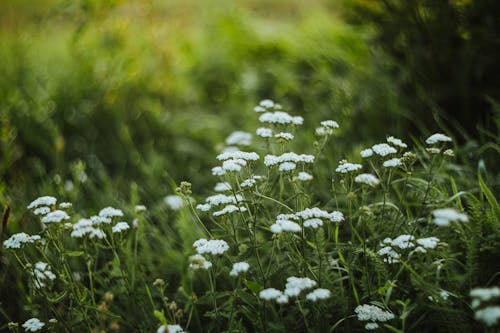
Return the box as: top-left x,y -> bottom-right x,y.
65,251 -> 85,257
478,162 -> 500,224
245,280 -> 263,294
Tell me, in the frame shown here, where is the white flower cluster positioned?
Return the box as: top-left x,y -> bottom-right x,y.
426,133 -> 452,145
259,277 -> 322,304
193,238 -> 229,255
196,193 -> 246,217
372,143 -> 397,157
112,222 -> 130,233
259,111 -> 303,125
189,254 -> 212,270
71,219 -> 106,239
275,132 -> 294,141
470,287 -> 500,327
378,235 -> 440,263
135,205 -> 147,212
164,195 -> 185,210
355,304 -> 395,330
264,152 -> 314,174
27,196 -> 57,210
315,120 -> 339,136
3,233 -> 41,249
229,262 -> 250,276
22,318 -> 45,332
354,173 -> 380,187
270,208 -> 343,233
99,207 -> 124,218
214,182 -> 232,192
295,172 -> 313,181
240,178 -> 257,188
336,161 -> 362,174
157,324 -> 186,333
225,131 -> 252,146
432,208 -> 468,227
256,127 -> 273,138
32,261 -> 56,288
213,150 -> 260,174
387,136 -> 407,148
360,148 -> 373,158
41,210 -> 70,223
254,99 -> 280,113
383,158 -> 402,168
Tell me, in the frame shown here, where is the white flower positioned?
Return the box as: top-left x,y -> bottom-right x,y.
112,222 -> 130,233
276,294 -> 289,304
432,208 -> 468,227
355,173 -> 380,187
320,120 -> 339,129
240,178 -> 256,188
71,219 -> 106,239
278,162 -> 296,172
372,143 -> 397,157
355,304 -> 394,322
259,288 -> 283,301
475,306 -> 500,327
426,133 -> 452,145
212,166 -> 226,176
303,218 -> 323,229
360,148 -> 374,158
259,111 -> 304,125
41,210 -> 69,223
294,207 -> 344,223
306,288 -> 331,301
444,149 -> 454,157
270,219 -> 301,234
214,182 -> 231,192
3,233 -> 41,249
259,99 -> 275,108
416,237 -> 439,249
164,195 -> 184,210
426,147 -> 441,154
196,203 -> 212,212
470,287 -> 500,302
387,136 -> 407,148
365,322 -> 379,330
254,106 -> 266,113
157,324 -> 186,333
315,127 -> 331,136
59,202 -> 72,209
383,158 -> 402,168
295,172 -> 313,181
275,132 -> 294,141
284,276 -> 317,297
193,238 -> 229,255
33,207 -> 51,216
222,159 -> 245,172
22,318 -> 45,332
216,151 -> 259,162
229,262 -> 250,276
336,162 -> 362,174
27,196 -> 57,209
205,194 -> 243,206
135,205 -> 147,212
189,254 -> 212,270
256,127 -> 273,138
213,204 -> 247,217
90,215 -> 111,225
225,131 -> 252,146
99,207 -> 124,218
32,262 -> 56,288
264,152 -> 314,166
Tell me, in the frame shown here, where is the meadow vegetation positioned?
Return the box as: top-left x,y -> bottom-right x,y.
1,0 -> 499,332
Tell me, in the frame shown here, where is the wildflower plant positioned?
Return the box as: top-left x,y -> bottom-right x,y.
2,99 -> 499,332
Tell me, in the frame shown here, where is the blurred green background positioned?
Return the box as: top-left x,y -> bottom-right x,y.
1,0 -> 499,326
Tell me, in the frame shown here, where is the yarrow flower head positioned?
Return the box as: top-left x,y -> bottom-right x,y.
214,182 -> 231,192
360,148 -> 373,158
41,210 -> 70,223
112,222 -> 130,233
387,136 -> 407,148
3,233 -> 41,249
275,132 -> 294,141
229,262 -> 250,276
135,205 -> 147,212
164,195 -> 185,210
295,172 -> 313,181
355,173 -> 380,187
225,131 -> 252,146
157,324 -> 186,333
71,219 -> 106,239
99,207 -> 124,218
259,111 -> 303,125
22,318 -> 45,332
189,254 -> 212,270
32,261 -> 56,288
256,127 -> 273,138
27,196 -> 57,210
284,276 -> 317,297
336,161 -> 362,174
383,158 -> 402,168
306,288 -> 331,301
259,288 -> 283,301
372,143 -> 397,157
355,304 -> 394,329
193,238 -> 229,255
432,208 -> 468,227
426,133 -> 452,145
